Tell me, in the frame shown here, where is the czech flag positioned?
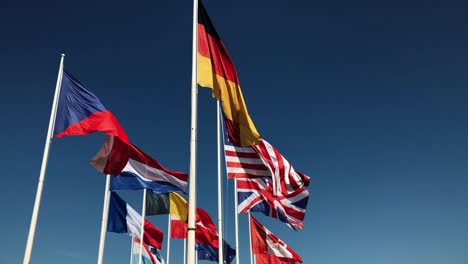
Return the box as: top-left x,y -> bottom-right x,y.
53,70 -> 129,144
54,70 -> 188,193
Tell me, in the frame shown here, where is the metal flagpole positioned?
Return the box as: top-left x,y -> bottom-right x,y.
184,238 -> 187,264
23,54 -> 65,264
217,101 -> 224,264
130,237 -> 134,264
139,189 -> 148,264
234,179 -> 240,264
166,214 -> 171,264
248,213 -> 254,264
97,174 -> 111,264
187,0 -> 199,263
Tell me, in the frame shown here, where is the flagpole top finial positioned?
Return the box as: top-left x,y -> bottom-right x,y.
61,53 -> 65,57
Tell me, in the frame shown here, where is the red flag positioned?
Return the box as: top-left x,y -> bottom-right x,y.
170,218 -> 187,239
143,220 -> 164,250
170,208 -> 218,247
250,215 -> 303,264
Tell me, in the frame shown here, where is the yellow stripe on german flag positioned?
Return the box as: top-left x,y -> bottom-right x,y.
197,1 -> 260,146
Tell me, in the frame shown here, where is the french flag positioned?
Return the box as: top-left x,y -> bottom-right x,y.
53,70 -> 129,143
107,192 -> 163,249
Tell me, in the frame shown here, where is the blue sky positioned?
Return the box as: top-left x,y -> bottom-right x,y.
1,0 -> 468,263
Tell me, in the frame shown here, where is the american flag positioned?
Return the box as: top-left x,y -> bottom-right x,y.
224,139 -> 270,179
223,126 -> 309,195
253,139 -> 310,195
237,178 -> 309,231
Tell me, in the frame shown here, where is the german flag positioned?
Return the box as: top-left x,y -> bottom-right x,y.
197,0 -> 260,146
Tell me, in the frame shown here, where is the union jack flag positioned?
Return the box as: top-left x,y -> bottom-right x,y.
223,117 -> 309,195
237,177 -> 309,230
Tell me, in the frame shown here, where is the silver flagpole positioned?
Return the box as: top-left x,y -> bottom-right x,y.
184,238 -> 187,264
97,174 -> 111,264
139,189 -> 148,264
217,101 -> 224,264
166,214 -> 171,264
248,213 -> 254,264
130,237 -> 134,264
234,179 -> 240,264
23,54 -> 65,264
187,0 -> 199,262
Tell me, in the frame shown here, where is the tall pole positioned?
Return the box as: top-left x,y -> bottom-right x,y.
234,179 -> 240,264
23,54 -> 65,264
166,215 -> 171,264
139,189 -> 148,264
97,174 -> 111,264
217,101 -> 224,263
248,213 -> 254,264
130,237 -> 135,264
184,238 -> 187,264
187,0 -> 199,263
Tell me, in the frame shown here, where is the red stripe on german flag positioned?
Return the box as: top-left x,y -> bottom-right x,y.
197,1 -> 260,146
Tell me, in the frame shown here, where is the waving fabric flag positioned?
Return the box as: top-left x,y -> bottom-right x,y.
90,135 -> 188,193
238,178 -> 309,230
132,237 -> 165,264
192,208 -> 218,245
223,130 -> 270,179
143,191 -> 188,238
53,70 -> 129,143
109,172 -> 183,194
197,0 -> 260,147
167,193 -> 189,239
107,192 -> 163,249
161,195 -> 236,264
145,192 -> 188,220
172,208 -> 236,263
145,192 -> 170,216
252,139 -> 310,195
223,124 -> 309,195
250,215 -> 303,264
52,70 -> 187,192
197,240 -> 236,264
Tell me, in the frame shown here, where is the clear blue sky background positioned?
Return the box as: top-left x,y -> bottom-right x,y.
1,0 -> 468,263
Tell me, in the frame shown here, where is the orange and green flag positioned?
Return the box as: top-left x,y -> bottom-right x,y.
197,0 -> 260,146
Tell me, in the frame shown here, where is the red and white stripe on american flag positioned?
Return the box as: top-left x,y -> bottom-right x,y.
224,136 -> 309,195
224,143 -> 270,178
252,139 -> 310,196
